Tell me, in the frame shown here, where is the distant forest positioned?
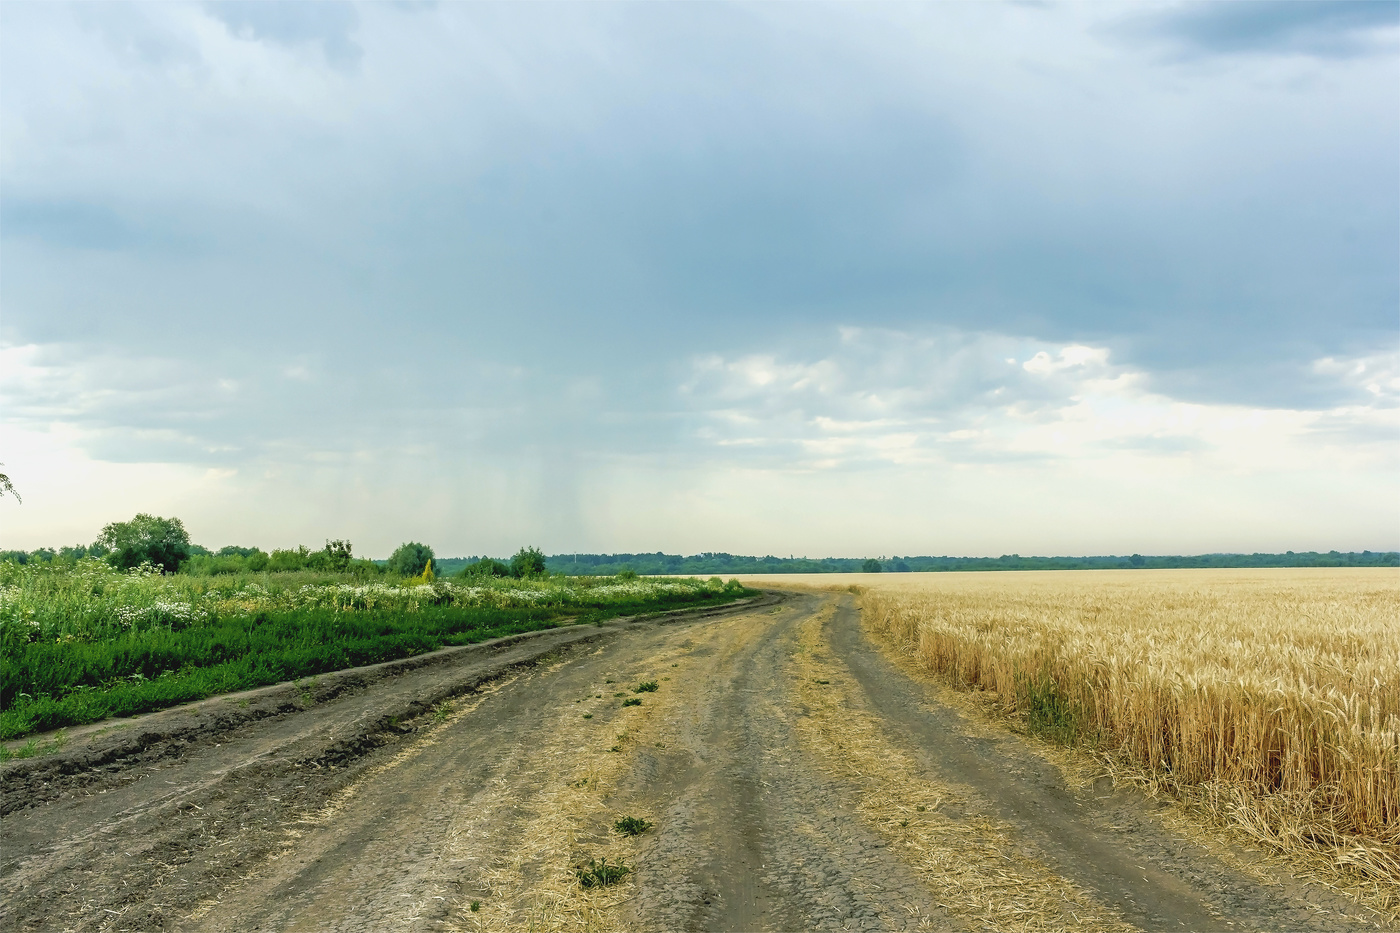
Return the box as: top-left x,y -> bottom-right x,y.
6,541 -> 1395,577
436,550 -> 1399,576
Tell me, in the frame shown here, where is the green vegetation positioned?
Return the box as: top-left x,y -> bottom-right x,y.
633,681 -> 658,693
622,697 -> 642,707
0,465 -> 20,504
458,557 -> 510,578
575,858 -> 630,888
0,730 -> 64,762
387,542 -> 435,577
541,550 -> 1400,575
0,559 -> 751,741
509,546 -> 548,578
612,815 -> 653,836
12,517 -> 1391,580
98,514 -> 193,573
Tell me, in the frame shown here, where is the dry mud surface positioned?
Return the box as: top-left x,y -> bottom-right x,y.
2,591 -> 1389,933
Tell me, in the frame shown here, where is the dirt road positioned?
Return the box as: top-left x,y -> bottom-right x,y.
2,591 -> 1386,932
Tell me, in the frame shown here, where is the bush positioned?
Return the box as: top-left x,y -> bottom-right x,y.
268,546 -> 311,573
457,558 -> 509,579
322,539 -> 353,572
389,542 -> 435,577
510,546 -> 547,578
861,559 -> 882,573
98,514 -> 192,573
183,553 -> 270,576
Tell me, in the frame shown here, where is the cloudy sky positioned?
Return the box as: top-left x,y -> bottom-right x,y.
1,1 -> 1397,558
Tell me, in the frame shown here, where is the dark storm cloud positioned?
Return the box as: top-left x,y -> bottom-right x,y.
0,2 -> 1395,478
1128,0 -> 1400,58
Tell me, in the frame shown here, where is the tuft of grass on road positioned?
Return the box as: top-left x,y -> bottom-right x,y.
613,815 -> 652,836
575,858 -> 630,888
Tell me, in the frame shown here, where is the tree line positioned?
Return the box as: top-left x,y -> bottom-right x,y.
5,513 -> 1395,577
0,514 -> 551,580
545,550 -> 1400,574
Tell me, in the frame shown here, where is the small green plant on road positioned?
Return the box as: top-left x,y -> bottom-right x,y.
575,858 -> 630,888
0,730 -> 66,762
613,815 -> 652,836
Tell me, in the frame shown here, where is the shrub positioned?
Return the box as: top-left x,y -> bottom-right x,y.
322,539 -> 353,572
388,542 -> 435,577
98,514 -> 192,573
458,557 -> 509,578
268,546 -> 311,573
510,546 -> 547,578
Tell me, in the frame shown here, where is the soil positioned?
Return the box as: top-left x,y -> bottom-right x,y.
2,590 -> 1390,933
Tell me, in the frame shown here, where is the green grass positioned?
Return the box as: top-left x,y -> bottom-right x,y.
575,857 -> 630,888
0,561 -> 754,741
0,730 -> 65,762
1023,674 -> 1082,743
612,815 -> 652,836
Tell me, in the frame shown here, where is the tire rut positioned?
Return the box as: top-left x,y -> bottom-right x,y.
825,594 -> 1381,933
2,590 -> 1386,933
613,593 -> 964,933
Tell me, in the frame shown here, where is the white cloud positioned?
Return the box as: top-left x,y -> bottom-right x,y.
2,329 -> 1395,556
681,327 -> 1400,477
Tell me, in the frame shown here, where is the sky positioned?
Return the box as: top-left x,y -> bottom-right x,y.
1,1 -> 1397,559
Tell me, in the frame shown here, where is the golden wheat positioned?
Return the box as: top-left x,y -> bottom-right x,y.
793,569 -> 1398,887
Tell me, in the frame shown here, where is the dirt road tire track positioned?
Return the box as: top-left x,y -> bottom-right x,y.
1,590 -> 1386,932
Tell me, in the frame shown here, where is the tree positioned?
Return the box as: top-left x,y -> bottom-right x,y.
458,558 -> 509,578
269,546 -> 311,572
98,513 -> 193,573
0,464 -> 18,503
510,546 -> 548,578
323,539 -> 353,571
388,541 -> 435,577
861,558 -> 882,573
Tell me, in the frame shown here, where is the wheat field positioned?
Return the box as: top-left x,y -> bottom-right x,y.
744,569 -> 1400,892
